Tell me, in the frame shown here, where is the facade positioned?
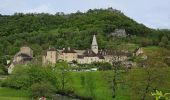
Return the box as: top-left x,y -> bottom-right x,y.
98,50 -> 131,63
59,47 -> 77,62
7,46 -> 33,74
42,48 -> 58,65
77,49 -> 104,64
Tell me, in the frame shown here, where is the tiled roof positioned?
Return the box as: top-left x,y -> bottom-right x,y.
98,50 -> 132,57
6,53 -> 33,68
78,49 -> 105,59
83,49 -> 97,57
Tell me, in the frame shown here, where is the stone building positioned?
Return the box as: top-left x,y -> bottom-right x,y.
77,35 -> 104,64
42,48 -> 58,65
98,50 -> 131,64
59,47 -> 77,62
43,47 -> 78,64
77,49 -> 104,64
42,35 -> 132,65
7,46 -> 33,74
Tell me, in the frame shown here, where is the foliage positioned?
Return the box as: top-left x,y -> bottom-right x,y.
1,65 -> 57,90
30,82 -> 55,98
125,67 -> 170,100
92,62 -> 112,70
54,61 -> 72,92
151,90 -> 170,100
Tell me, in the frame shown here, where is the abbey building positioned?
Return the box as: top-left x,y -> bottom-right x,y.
42,35 -> 131,65
6,35 -> 134,74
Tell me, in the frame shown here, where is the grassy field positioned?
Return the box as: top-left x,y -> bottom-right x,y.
1,68 -> 170,100
0,87 -> 30,100
69,71 -> 130,100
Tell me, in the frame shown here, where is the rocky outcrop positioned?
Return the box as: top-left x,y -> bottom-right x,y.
111,29 -> 127,38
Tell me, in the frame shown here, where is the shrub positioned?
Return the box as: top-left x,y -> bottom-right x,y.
30,82 -> 56,98
2,65 -> 57,89
92,62 -> 112,70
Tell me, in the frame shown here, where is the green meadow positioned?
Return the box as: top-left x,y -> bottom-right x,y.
1,66 -> 170,100
0,87 -> 30,100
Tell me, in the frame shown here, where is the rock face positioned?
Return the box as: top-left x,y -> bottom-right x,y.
111,29 -> 127,38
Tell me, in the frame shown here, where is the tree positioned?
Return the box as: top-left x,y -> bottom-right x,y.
159,36 -> 169,48
30,82 -> 56,98
55,61 -> 72,92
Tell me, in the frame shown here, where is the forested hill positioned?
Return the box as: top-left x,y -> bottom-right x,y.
0,8 -> 150,36
0,8 -> 170,56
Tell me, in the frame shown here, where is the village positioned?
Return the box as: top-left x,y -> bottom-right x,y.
6,31 -> 145,74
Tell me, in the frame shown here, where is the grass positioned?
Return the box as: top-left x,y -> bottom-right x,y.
0,87 -> 30,100
1,67 -> 170,100
70,71 -> 130,100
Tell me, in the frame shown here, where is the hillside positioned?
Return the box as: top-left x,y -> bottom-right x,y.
0,8 -> 150,36
0,8 -> 170,72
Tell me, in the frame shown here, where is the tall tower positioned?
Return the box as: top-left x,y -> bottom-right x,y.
91,35 -> 98,54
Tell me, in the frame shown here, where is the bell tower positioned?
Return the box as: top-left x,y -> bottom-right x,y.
91,35 -> 98,54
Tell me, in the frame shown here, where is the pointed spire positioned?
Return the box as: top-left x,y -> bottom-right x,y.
91,35 -> 98,54
92,35 -> 97,46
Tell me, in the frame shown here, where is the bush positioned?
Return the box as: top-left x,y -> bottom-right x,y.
2,65 -> 57,89
92,62 -> 112,70
30,82 -> 56,98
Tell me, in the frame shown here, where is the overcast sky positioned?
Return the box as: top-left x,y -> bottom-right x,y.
0,0 -> 170,29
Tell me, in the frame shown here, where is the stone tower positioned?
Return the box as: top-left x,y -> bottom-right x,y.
43,48 -> 57,65
91,35 -> 98,54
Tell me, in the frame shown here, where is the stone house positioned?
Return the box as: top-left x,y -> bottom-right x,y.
7,46 -> 33,74
59,47 -> 77,62
42,48 -> 58,65
98,50 -> 131,64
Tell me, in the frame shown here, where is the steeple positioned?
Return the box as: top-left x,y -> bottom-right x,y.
91,35 -> 98,54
